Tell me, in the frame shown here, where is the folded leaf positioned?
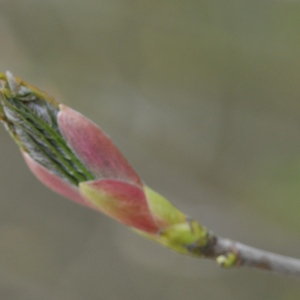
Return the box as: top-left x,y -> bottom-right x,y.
58,105 -> 142,186
23,151 -> 94,208
80,179 -> 159,233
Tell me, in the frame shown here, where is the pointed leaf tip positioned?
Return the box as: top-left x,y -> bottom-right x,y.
58,105 -> 142,185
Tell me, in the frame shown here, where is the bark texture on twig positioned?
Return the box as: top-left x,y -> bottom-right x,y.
193,232 -> 300,277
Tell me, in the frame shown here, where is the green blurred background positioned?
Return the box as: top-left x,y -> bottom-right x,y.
0,1 -> 300,299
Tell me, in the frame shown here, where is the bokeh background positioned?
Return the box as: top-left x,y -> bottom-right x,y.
0,1 -> 300,299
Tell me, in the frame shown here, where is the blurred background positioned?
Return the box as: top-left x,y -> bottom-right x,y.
0,1 -> 300,299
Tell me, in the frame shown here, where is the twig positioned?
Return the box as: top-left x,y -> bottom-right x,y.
196,232 -> 300,277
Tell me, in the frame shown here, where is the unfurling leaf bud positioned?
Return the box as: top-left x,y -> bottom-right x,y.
0,71 -> 208,255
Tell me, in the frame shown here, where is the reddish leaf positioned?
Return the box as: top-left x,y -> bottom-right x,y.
80,179 -> 159,233
23,151 -> 95,208
58,105 -> 142,185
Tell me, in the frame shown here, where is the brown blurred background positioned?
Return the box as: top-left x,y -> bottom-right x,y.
0,1 -> 300,299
